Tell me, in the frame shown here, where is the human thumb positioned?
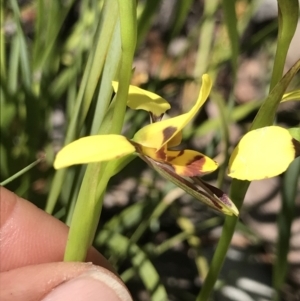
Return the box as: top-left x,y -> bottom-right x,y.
41,267 -> 132,301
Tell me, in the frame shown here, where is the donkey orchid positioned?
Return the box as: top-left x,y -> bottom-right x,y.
54,74 -> 239,216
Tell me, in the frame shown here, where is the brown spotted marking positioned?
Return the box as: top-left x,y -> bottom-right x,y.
156,147 -> 167,160
167,150 -> 184,161
162,126 -> 177,144
179,154 -> 205,177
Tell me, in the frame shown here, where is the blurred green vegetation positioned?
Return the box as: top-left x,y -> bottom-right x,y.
1,0 -> 300,300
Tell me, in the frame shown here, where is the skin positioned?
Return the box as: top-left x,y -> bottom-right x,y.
0,187 -> 132,301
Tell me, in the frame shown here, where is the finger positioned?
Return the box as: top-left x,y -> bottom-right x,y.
0,262 -> 132,301
0,187 -> 111,272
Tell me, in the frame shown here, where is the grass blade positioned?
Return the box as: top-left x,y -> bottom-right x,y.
222,0 -> 239,75
0,158 -> 43,186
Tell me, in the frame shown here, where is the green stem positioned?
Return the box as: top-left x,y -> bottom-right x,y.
110,0 -> 137,134
64,163 -> 104,261
269,0 -> 299,91
273,157 -> 300,298
64,0 -> 137,261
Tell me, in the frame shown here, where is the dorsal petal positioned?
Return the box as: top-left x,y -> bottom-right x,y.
228,126 -> 300,180
132,74 -> 212,149
112,81 -> 171,116
54,135 -> 136,169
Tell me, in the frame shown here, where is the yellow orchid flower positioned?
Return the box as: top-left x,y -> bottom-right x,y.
54,74 -> 239,216
228,126 -> 300,180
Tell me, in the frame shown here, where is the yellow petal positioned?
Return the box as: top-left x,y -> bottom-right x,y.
132,74 -> 212,149
112,81 -> 171,116
138,145 -> 218,177
228,126 -> 299,180
166,149 -> 218,176
54,135 -> 136,169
